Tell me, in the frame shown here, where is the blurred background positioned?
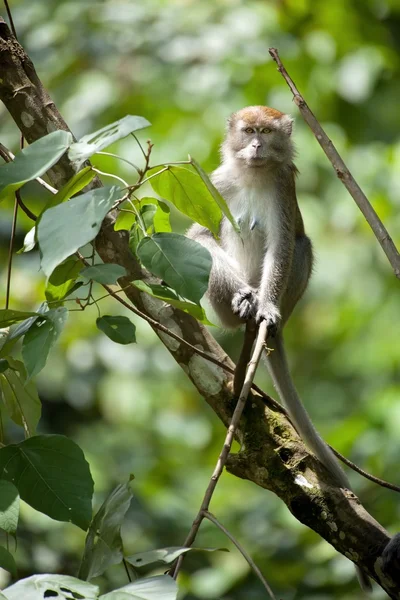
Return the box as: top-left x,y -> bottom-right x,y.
1,0 -> 400,598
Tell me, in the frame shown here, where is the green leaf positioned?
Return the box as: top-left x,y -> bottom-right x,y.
137,233 -> 211,304
149,166 -> 222,235
126,546 -> 228,568
44,166 -> 96,211
140,204 -> 157,233
79,481 -> 133,580
0,357 -> 41,436
190,157 -> 239,232
99,576 -> 177,600
0,310 -> 41,328
152,200 -> 171,233
0,547 -> 16,577
114,211 -> 136,232
80,264 -> 127,285
0,360 -> 9,374
38,185 -> 122,277
0,435 -> 94,530
2,574 -> 99,600
22,307 -> 68,379
45,257 -> 83,305
0,481 -> 19,534
69,115 -> 151,169
96,316 -> 136,345
0,131 -> 73,201
132,280 -> 213,325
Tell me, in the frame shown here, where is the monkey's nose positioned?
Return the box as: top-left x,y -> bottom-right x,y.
252,142 -> 261,149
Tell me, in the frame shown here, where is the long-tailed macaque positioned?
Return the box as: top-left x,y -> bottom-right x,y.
188,106 -> 371,590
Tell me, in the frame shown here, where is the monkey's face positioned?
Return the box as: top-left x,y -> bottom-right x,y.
225,106 -> 294,167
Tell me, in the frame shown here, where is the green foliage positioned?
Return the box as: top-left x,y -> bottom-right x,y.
0,435 -> 94,530
96,316 -> 137,345
80,264 -> 127,285
69,116 -> 151,169
99,576 -> 177,600
79,481 -> 133,580
0,358 -> 41,437
0,481 -> 19,534
22,307 -> 68,379
137,233 -> 212,304
0,547 -> 17,578
0,310 -> 42,328
0,131 -> 73,200
37,185 -> 122,277
126,546 -> 228,568
132,280 -> 213,324
149,165 -> 222,235
45,257 -> 84,305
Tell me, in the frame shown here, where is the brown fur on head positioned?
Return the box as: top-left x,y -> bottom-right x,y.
223,105 -> 294,167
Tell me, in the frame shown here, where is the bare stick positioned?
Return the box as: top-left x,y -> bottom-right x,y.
269,47 -> 400,279
233,320 -> 257,397
203,511 -> 276,600
172,320 -> 269,578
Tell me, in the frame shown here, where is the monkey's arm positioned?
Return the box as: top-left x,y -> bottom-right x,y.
257,200 -> 296,331
188,223 -> 255,327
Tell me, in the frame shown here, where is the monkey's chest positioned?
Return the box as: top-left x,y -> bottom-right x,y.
223,190 -> 280,285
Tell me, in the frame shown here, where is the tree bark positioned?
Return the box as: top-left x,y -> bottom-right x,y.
0,18 -> 398,597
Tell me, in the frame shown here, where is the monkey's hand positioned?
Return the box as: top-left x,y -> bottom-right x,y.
231,288 -> 258,321
256,301 -> 281,336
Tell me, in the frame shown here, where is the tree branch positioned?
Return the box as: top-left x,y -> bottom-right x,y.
1,21 -> 398,596
269,47 -> 400,280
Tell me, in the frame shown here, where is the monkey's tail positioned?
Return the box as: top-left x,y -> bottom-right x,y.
265,332 -> 372,592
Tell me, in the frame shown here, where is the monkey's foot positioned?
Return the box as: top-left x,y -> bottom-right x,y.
232,288 -> 258,320
256,302 -> 281,336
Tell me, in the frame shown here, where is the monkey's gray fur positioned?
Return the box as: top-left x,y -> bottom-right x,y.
187,105 -> 371,591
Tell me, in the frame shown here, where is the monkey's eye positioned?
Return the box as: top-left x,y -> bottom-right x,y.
261,127 -> 272,134
244,127 -> 254,133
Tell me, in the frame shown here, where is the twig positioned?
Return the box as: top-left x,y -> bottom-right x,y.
234,320 -> 257,397
5,198 -> 18,309
268,47 -> 400,280
0,142 -> 57,195
171,320 -> 269,579
203,511 -> 276,600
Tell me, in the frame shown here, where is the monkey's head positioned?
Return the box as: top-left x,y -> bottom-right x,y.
222,106 -> 294,168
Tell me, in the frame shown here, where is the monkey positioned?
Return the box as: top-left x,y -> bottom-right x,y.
187,106 -> 371,591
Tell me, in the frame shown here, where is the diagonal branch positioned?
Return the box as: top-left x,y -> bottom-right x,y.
0,20 -> 399,596
269,47 -> 400,280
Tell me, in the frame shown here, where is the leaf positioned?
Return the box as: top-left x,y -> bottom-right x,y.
149,166 -> 222,235
126,546 -> 228,568
22,307 -> 68,379
0,131 -> 73,201
0,357 -> 41,436
79,481 -> 133,580
137,233 -> 212,304
0,435 -> 94,530
69,115 -> 151,169
44,166 -> 96,211
99,576 -> 177,600
0,309 -> 41,328
38,185 -> 122,277
45,257 -> 84,305
0,481 -> 19,534
132,280 -> 213,325
114,210 -> 136,232
139,200 -> 171,234
140,204 -> 157,233
96,316 -> 136,345
190,157 -> 239,232
19,226 -> 36,253
2,574 -> 99,600
80,264 -> 127,285
0,547 -> 16,577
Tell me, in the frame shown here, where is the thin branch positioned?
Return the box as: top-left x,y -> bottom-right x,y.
203,511 -> 276,600
268,47 -> 400,280
172,321 -> 269,579
233,320 -> 257,397
92,167 -> 129,188
95,151 -> 141,173
0,141 -> 58,194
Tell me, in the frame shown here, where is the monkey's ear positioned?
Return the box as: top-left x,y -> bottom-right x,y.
280,114 -> 294,136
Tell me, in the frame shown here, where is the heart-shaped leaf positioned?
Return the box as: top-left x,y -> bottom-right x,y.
96,316 -> 136,345
80,264 -> 127,285
0,435 -> 94,530
0,481 -> 19,534
22,307 -> 68,379
137,233 -> 211,304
